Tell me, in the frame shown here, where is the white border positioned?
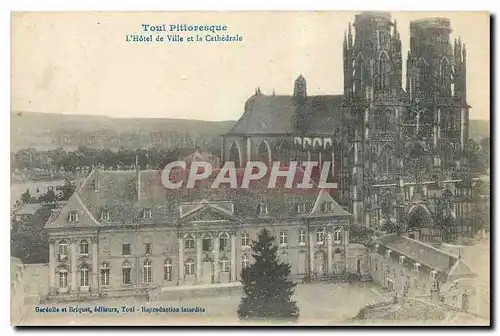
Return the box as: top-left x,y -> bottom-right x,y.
3,0 -> 497,335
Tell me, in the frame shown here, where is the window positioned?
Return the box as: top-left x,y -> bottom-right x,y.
144,243 -> 152,255
164,259 -> 173,281
259,204 -> 268,215
279,231 -> 288,245
101,209 -> 110,221
59,269 -> 68,288
333,229 -> 342,243
143,259 -> 152,283
220,257 -> 230,273
298,229 -> 306,244
58,240 -> 68,257
79,239 -> 89,255
202,234 -> 213,252
219,233 -> 229,251
101,262 -> 110,286
122,261 -> 132,285
297,204 -> 306,213
316,230 -> 325,244
122,244 -> 131,256
242,254 -> 250,270
80,266 -> 89,287
185,234 -> 195,250
143,208 -> 152,219
322,202 -> 333,212
185,259 -> 195,276
241,233 -> 249,247
68,211 -> 78,223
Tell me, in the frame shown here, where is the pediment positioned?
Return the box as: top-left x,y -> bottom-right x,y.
178,205 -> 239,224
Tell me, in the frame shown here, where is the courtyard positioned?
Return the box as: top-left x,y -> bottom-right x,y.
18,282 -> 386,326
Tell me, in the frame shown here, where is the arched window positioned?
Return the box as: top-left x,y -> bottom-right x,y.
220,256 -> 230,273
101,262 -> 110,286
184,234 -> 195,250
164,259 -> 173,281
68,211 -> 78,223
202,234 -> 213,252
241,233 -> 249,247
185,259 -> 195,276
58,269 -> 68,288
58,240 -> 68,258
380,145 -> 394,175
379,52 -> 390,91
80,265 -> 89,287
316,230 -> 325,244
219,233 -> 229,251
229,141 -> 242,168
241,254 -> 250,270
143,259 -> 152,283
440,57 -> 451,93
79,239 -> 89,255
101,208 -> 110,221
298,229 -> 306,244
122,261 -> 132,285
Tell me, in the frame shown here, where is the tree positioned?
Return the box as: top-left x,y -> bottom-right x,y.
21,189 -> 31,204
237,228 -> 299,322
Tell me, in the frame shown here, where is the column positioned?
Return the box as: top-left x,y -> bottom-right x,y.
91,237 -> 98,291
70,239 -> 78,291
327,231 -> 333,275
230,233 -> 237,282
344,227 -> 349,273
196,234 -> 202,283
213,234 -> 220,283
309,232 -> 315,277
48,239 -> 56,291
178,236 -> 184,284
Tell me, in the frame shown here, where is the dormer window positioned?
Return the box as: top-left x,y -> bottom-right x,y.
296,204 -> 306,213
143,208 -> 152,219
316,230 -> 325,245
399,256 -> 405,264
414,263 -> 421,272
68,211 -> 79,223
385,250 -> 392,258
322,202 -> 333,212
430,270 -> 437,279
259,204 -> 268,216
101,209 -> 110,221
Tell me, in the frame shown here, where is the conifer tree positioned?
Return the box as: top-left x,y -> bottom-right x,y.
237,228 -> 299,322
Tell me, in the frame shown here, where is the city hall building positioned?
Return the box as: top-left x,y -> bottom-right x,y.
222,12 -> 473,244
44,164 -> 351,299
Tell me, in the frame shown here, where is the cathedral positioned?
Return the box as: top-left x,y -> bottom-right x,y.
222,12 -> 472,244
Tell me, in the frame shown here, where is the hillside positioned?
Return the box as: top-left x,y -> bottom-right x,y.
10,112 -> 490,151
11,112 -> 236,151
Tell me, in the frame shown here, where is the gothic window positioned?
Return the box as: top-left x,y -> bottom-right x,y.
101,262 -> 110,286
440,57 -> 451,94
379,52 -> 390,92
380,145 -> 394,175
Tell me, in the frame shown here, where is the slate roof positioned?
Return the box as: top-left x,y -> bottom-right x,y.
376,234 -> 458,272
45,166 -> 351,230
226,93 -> 344,135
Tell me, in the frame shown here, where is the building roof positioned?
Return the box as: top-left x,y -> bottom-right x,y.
226,93 -> 344,135
375,234 -> 474,278
45,165 -> 351,230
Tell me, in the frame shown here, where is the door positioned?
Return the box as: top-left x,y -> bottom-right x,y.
356,259 -> 362,275
201,261 -> 213,284
315,253 -> 324,277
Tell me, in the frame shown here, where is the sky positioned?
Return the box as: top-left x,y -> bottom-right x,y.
11,11 -> 490,121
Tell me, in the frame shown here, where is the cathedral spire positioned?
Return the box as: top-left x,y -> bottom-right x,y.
348,22 -> 353,49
